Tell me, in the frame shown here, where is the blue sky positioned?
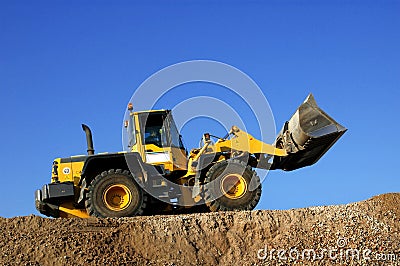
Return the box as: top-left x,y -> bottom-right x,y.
0,1 -> 399,217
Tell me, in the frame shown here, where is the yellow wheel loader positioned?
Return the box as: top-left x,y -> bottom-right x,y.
35,94 -> 346,218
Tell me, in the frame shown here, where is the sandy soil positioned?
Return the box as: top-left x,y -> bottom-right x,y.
0,193 -> 399,265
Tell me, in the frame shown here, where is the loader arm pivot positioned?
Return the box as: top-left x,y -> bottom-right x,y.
214,126 -> 287,157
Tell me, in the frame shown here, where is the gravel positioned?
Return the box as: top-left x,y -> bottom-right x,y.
0,193 -> 399,265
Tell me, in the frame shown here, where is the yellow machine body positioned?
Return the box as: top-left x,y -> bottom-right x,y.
35,94 -> 346,218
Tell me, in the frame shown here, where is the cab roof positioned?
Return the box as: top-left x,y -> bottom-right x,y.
133,109 -> 170,115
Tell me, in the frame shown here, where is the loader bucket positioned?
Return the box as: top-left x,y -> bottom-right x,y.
271,94 -> 347,171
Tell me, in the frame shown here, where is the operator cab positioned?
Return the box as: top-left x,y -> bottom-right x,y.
126,109 -> 187,172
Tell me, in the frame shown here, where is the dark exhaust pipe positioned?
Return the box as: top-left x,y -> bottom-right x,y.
81,124 -> 95,155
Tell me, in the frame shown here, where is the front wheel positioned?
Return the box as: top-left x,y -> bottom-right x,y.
85,169 -> 147,218
203,159 -> 262,212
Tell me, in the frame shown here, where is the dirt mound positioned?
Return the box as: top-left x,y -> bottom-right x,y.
0,193 -> 399,265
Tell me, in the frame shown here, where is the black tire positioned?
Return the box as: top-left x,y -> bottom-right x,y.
85,169 -> 147,218
204,159 -> 261,212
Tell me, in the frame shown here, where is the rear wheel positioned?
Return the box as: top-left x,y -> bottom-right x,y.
204,159 -> 261,212
85,169 -> 147,217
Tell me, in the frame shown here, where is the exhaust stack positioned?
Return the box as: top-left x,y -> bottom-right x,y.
81,124 -> 95,155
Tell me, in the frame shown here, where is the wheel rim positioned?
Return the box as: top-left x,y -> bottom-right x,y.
103,184 -> 132,211
220,174 -> 247,199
